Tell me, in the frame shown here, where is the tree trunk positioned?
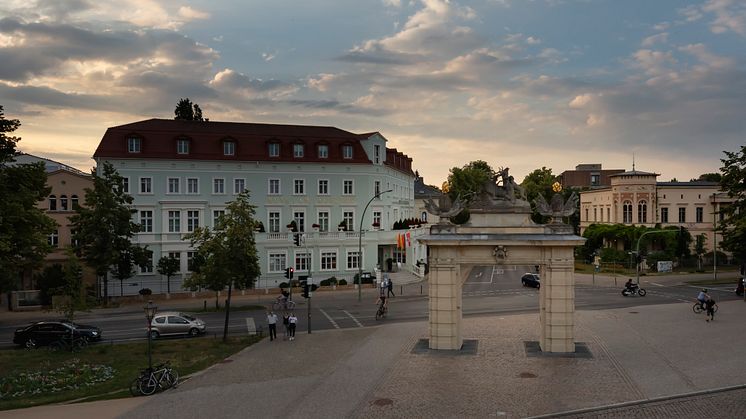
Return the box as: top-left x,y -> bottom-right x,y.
103,273 -> 109,306
223,282 -> 232,342
120,279 -> 124,297
167,275 -> 171,294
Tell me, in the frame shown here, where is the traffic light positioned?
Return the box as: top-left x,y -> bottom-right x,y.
284,267 -> 294,279
293,233 -> 302,247
301,281 -> 309,298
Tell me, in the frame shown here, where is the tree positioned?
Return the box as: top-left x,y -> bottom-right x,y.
446,160 -> 493,202
111,245 -> 150,296
156,255 -> 180,295
695,234 -> 707,271
71,162 -> 140,304
174,98 -> 207,121
718,145 -> 746,266
184,190 -> 261,341
0,106 -> 56,296
35,264 -> 66,305
695,173 -> 721,182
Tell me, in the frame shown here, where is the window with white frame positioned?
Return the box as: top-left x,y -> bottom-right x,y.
122,177 -> 129,193
187,251 -> 196,272
140,177 -> 152,194
223,141 -> 235,156
623,201 -> 632,224
343,211 -> 354,231
268,143 -> 280,157
128,137 -> 141,153
187,178 -> 199,194
234,178 -> 246,194
60,195 -> 68,211
48,230 -> 59,247
295,252 -> 310,272
374,180 -> 381,196
318,144 -> 328,159
342,144 -> 353,159
268,252 -> 286,272
168,210 -> 181,233
346,250 -> 361,270
321,251 -> 337,271
420,211 -> 427,223
213,178 -> 225,194
294,179 -> 305,195
373,211 -> 382,227
318,211 -> 329,232
168,177 -> 180,194
71,195 -> 79,209
49,195 -> 56,211
638,200 -> 647,223
293,144 -> 304,158
140,210 -> 153,233
317,179 -> 329,195
294,211 -> 305,232
696,207 -> 704,223
661,207 -> 669,223
269,211 -> 281,233
177,138 -> 189,154
593,208 -> 597,222
168,252 -> 181,272
678,207 -> 686,223
343,180 -> 353,195
213,210 -> 225,228
269,179 -> 280,195
141,253 -> 153,273
374,145 -> 380,164
187,210 -> 199,232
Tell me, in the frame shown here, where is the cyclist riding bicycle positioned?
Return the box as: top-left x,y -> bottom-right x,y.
376,282 -> 387,310
696,289 -> 708,309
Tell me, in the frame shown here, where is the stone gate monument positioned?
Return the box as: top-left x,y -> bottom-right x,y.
421,169 -> 584,353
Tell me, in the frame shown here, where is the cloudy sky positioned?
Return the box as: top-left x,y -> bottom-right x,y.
2,0 -> 745,184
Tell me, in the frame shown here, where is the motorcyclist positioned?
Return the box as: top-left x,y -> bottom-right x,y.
624,278 -> 638,292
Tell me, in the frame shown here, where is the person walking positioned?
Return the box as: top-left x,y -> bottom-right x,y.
288,313 -> 297,340
267,310 -> 278,341
282,313 -> 290,340
387,277 -> 395,297
705,296 -> 716,322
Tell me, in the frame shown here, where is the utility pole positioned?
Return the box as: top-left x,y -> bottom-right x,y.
713,193 -> 718,281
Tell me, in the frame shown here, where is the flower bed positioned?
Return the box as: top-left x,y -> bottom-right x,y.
0,359 -> 115,399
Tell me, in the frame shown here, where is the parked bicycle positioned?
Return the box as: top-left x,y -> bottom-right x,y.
130,362 -> 179,396
375,301 -> 387,321
693,302 -> 719,314
49,335 -> 88,352
272,299 -> 296,311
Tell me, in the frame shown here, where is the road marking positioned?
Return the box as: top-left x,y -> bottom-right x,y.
342,310 -> 364,328
319,309 -> 340,329
245,317 -> 256,334
650,282 -> 665,287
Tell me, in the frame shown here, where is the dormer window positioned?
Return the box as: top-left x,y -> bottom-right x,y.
128,137 -> 141,153
177,138 -> 190,154
318,144 -> 328,159
374,145 -> 380,164
268,143 -> 280,157
342,144 -> 353,159
223,141 -> 235,156
293,144 -> 304,158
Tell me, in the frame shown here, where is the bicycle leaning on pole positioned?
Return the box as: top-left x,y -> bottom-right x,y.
130,361 -> 179,396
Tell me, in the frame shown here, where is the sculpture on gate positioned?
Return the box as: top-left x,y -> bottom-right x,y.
424,195 -> 465,225
471,166 -> 529,210
534,182 -> 578,224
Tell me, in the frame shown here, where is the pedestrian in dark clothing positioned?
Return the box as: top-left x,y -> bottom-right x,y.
267,311 -> 278,340
387,278 -> 395,297
282,314 -> 290,340
705,297 -> 716,322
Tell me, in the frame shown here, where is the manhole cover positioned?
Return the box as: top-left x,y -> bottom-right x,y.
518,372 -> 537,378
372,398 -> 394,406
220,359 -> 234,364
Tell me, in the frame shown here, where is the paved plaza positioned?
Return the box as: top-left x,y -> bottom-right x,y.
2,294 -> 745,419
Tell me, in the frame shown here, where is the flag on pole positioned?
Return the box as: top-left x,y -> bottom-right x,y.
406,231 -> 411,247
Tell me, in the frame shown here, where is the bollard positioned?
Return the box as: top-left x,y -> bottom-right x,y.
204,300 -> 207,311
400,285 -> 403,295
420,285 -> 423,294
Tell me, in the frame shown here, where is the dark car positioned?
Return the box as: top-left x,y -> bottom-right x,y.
737,277 -> 745,296
13,321 -> 102,349
521,273 -> 540,289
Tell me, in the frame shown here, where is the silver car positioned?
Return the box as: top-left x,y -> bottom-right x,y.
149,312 -> 206,339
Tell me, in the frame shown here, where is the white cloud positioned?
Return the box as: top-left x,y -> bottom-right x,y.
679,43 -> 735,69
262,52 -> 276,62
178,6 -> 210,21
641,32 -> 668,47
569,94 -> 592,109
702,0 -> 746,35
307,73 -> 338,92
382,0 -> 402,7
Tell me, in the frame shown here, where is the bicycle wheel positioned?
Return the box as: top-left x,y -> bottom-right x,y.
286,300 -> 296,310
693,303 -> 704,314
129,377 -> 143,396
713,304 -> 719,313
164,368 -> 179,388
139,375 -> 158,396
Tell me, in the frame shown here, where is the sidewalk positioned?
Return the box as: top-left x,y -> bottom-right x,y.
2,299 -> 745,418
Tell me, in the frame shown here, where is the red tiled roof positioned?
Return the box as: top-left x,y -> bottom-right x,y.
93,119 -> 373,164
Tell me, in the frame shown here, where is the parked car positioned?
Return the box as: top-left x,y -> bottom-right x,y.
149,312 -> 206,339
521,273 -> 541,289
736,277 -> 745,296
13,320 -> 102,348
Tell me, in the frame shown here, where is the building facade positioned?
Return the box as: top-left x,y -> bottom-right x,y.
559,163 -> 625,189
93,119 -> 422,295
579,170 -> 728,254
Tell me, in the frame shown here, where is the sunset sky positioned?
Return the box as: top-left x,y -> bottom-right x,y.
2,0 -> 745,184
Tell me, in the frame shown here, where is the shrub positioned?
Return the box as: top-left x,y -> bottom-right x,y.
326,277 -> 337,285
138,288 -> 152,296
279,282 -> 289,289
319,279 -> 330,286
338,279 -> 348,285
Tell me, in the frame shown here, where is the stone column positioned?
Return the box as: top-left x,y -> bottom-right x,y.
539,246 -> 576,353
428,251 -> 462,350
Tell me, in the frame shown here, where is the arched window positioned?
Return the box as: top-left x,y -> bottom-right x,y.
60,195 -> 68,211
637,200 -> 647,223
49,195 -> 57,211
71,195 -> 79,209
421,211 -> 428,223
623,200 -> 633,223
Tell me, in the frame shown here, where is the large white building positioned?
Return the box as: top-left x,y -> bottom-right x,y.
93,119 -> 426,295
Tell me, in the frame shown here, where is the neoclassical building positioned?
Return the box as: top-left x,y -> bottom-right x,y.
579,169 -> 728,254
93,119 -> 422,295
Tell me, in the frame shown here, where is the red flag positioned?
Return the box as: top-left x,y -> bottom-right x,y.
406,231 -> 411,247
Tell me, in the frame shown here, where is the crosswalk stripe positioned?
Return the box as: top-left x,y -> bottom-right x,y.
342,310 -> 364,328
319,309 -> 340,329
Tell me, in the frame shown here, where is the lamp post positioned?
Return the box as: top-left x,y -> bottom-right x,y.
358,189 -> 392,302
635,229 -> 677,284
144,300 -> 157,370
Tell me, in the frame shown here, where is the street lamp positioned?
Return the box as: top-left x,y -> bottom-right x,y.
358,189 -> 393,302
144,300 -> 157,370
635,229 -> 677,285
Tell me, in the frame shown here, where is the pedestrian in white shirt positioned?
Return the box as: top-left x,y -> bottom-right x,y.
267,311 -> 278,341
288,313 -> 297,341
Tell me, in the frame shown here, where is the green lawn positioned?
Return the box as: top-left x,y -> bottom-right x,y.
0,335 -> 262,411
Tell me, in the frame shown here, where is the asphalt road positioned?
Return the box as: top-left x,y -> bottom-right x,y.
1,266 -> 741,348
